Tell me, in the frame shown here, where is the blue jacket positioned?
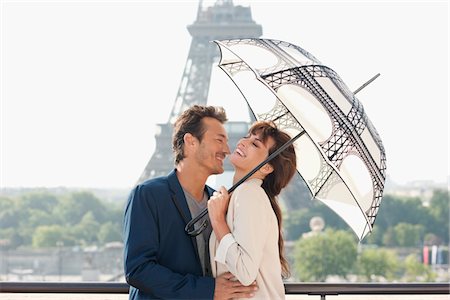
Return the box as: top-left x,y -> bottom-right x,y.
123,169 -> 215,299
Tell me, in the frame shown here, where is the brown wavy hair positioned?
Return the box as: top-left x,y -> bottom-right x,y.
248,121 -> 297,278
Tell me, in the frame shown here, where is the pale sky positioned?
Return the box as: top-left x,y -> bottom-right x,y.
1,0 -> 449,189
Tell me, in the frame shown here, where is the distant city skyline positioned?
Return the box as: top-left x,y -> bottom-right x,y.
1,1 -> 448,188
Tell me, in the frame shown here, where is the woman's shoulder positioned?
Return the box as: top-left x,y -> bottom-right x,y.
232,178 -> 267,202
234,178 -> 263,191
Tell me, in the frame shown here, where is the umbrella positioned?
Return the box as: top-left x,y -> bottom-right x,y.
185,38 -> 386,241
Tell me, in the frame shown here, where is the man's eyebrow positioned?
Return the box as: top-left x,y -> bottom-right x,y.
217,133 -> 228,139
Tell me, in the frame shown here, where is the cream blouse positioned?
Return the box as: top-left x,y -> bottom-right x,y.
209,178 -> 285,300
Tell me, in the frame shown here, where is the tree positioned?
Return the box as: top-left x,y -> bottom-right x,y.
374,194 -> 443,247
284,203 -> 348,241
284,209 -> 312,241
32,225 -> 75,248
356,247 -> 399,281
98,222 -> 122,244
71,212 -> 101,245
376,195 -> 431,230
52,192 -> 107,225
28,209 -> 55,228
0,196 -> 21,228
427,189 -> 449,243
363,226 -> 384,245
403,254 -> 436,282
383,223 -> 425,247
19,192 -> 58,212
294,229 -> 357,281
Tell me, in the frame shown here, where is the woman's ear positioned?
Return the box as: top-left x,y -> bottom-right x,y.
260,163 -> 274,175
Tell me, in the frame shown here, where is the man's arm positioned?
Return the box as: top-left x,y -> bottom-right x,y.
123,185 -> 214,299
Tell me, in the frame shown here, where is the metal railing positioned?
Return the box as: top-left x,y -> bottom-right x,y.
1,282 -> 449,299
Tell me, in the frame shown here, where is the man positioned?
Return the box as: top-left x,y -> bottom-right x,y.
123,105 -> 257,299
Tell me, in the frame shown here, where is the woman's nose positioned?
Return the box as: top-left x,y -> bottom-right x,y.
237,139 -> 247,147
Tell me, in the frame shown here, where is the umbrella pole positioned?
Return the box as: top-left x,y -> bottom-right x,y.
353,73 -> 380,94
185,130 -> 305,236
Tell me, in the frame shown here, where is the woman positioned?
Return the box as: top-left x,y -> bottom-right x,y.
208,121 -> 297,300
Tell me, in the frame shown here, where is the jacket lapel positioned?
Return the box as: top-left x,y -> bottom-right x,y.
168,169 -> 217,274
168,170 -> 193,223
167,169 -> 201,265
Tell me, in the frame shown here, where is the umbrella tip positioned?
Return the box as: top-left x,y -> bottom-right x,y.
353,73 -> 381,95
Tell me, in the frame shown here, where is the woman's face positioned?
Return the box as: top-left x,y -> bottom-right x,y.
230,131 -> 275,173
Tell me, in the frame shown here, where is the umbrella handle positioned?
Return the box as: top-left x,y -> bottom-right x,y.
185,131 -> 304,236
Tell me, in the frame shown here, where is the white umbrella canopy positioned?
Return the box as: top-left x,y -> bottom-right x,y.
214,38 -> 387,241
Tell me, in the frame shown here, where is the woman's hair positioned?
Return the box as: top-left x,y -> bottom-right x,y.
172,105 -> 227,165
248,121 -> 297,278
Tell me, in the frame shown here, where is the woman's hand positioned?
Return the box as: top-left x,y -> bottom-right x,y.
208,186 -> 231,241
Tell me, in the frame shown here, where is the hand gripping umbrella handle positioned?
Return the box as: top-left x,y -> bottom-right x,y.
185,131 -> 304,236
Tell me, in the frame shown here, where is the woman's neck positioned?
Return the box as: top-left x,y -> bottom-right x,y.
232,169 -> 264,185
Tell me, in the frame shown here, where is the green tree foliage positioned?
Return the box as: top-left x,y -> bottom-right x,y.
19,192 -> 58,212
28,209 -> 55,228
0,190 -> 124,249
284,209 -> 311,241
71,212 -> 101,245
294,229 -> 357,281
285,202 -> 348,241
53,192 -> 108,225
0,196 -> 21,228
32,225 -> 71,248
98,222 -> 122,244
382,223 -> 425,247
375,195 -> 430,230
363,226 -> 383,245
427,190 -> 449,243
356,247 -> 399,281
363,192 -> 448,246
403,254 -> 436,282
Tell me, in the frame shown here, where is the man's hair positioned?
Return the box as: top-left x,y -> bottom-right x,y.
172,105 -> 227,165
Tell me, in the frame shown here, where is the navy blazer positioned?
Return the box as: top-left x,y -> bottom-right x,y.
123,169 -> 215,299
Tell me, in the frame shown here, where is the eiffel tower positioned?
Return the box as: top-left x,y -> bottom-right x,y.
137,0 -> 261,182
138,0 -> 311,210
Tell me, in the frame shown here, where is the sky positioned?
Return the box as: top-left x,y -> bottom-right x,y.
1,0 -> 449,189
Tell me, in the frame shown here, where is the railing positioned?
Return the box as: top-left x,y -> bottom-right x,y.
1,282 -> 449,299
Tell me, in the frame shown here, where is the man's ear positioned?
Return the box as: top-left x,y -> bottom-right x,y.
183,134 -> 197,158
184,133 -> 196,146
260,163 -> 274,175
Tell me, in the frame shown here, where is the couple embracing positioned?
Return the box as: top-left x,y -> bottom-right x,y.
123,105 -> 297,299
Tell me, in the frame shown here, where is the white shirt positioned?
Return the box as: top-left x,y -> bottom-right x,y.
209,178 -> 285,300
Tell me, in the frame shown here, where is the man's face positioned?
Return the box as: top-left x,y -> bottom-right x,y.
194,117 -> 230,175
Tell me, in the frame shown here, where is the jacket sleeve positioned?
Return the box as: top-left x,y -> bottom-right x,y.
214,184 -> 270,286
123,185 -> 215,299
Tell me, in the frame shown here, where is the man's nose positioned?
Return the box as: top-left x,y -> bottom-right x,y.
224,143 -> 231,154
